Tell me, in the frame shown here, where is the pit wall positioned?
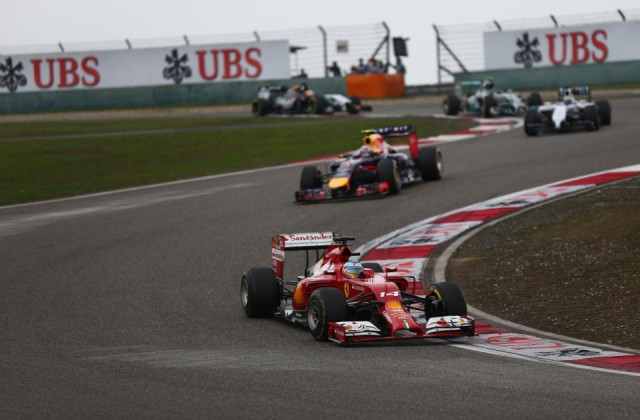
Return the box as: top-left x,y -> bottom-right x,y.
455,59 -> 640,91
0,77 -> 347,114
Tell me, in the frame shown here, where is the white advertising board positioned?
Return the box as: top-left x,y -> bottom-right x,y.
0,40 -> 290,94
484,22 -> 640,70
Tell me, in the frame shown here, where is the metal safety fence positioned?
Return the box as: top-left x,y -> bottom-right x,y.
434,8 -> 640,84
0,23 -> 392,79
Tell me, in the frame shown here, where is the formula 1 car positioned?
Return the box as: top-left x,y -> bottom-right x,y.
240,232 -> 475,345
443,79 -> 539,118
523,87 -> 612,136
295,126 -> 442,203
252,84 -> 371,116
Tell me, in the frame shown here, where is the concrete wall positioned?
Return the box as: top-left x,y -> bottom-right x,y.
0,77 -> 347,114
455,60 -> 640,91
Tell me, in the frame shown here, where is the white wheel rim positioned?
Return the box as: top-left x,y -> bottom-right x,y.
307,307 -> 320,330
241,281 -> 249,308
437,152 -> 444,174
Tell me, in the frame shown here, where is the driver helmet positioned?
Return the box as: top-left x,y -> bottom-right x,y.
362,133 -> 385,154
342,261 -> 364,279
482,79 -> 495,90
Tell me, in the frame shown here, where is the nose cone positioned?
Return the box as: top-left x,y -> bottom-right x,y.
329,177 -> 349,190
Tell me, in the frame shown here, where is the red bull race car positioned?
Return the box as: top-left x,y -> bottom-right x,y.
240,232 -> 475,345
295,126 -> 443,203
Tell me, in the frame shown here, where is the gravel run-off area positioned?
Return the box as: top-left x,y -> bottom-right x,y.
448,176 -> 640,350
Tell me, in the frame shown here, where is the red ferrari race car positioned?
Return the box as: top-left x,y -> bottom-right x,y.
295,126 -> 443,203
240,232 -> 475,345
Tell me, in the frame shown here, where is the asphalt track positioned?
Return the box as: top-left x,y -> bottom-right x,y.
2,99 -> 640,419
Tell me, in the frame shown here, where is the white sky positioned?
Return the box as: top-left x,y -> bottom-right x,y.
2,1 -> 638,84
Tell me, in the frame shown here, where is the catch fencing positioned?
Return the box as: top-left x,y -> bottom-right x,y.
0,23 -> 392,80
434,8 -> 640,84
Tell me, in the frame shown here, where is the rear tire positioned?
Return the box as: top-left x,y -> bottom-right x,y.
416,147 -> 443,181
241,267 -> 281,318
443,94 -> 461,116
300,166 -> 323,190
433,282 -> 468,317
596,100 -> 612,126
307,288 -> 348,341
526,92 -> 543,107
376,158 -> 401,194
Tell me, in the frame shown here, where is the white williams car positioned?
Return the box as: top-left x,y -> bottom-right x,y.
524,87 -> 612,136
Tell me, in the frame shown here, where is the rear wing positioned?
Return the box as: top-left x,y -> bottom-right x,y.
362,125 -> 415,138
272,232 -> 336,279
362,126 -> 421,160
271,233 -> 356,279
559,86 -> 591,100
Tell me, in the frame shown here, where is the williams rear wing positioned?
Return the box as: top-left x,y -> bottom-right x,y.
559,86 -> 591,100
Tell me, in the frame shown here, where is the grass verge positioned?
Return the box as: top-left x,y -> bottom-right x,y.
0,116 -> 471,205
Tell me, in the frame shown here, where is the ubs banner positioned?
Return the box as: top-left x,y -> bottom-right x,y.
484,22 -> 640,70
0,40 -> 290,94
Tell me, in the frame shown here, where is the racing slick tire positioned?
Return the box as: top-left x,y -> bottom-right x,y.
300,166 -> 323,190
416,147 -> 443,181
254,99 -> 271,116
433,282 -> 468,317
346,97 -> 361,114
362,262 -> 384,273
482,94 -> 498,118
596,100 -> 612,126
584,106 -> 600,132
377,158 -> 402,194
345,102 -> 359,115
241,267 -> 281,318
443,94 -> 461,116
307,288 -> 348,341
524,109 -> 543,137
526,92 -> 543,107
308,95 -> 332,115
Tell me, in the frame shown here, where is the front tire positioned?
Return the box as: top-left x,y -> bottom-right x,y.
307,288 -> 348,341
584,106 -> 600,132
416,147 -> 443,181
241,267 -> 281,318
443,94 -> 461,116
300,166 -> 323,190
482,94 -> 497,118
596,100 -> 612,126
377,158 -> 401,194
430,282 -> 468,317
254,99 -> 271,116
524,109 -> 543,137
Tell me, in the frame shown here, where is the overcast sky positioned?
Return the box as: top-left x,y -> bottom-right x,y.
2,1 -> 638,84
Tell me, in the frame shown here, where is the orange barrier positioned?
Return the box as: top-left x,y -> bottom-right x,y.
345,74 -> 405,99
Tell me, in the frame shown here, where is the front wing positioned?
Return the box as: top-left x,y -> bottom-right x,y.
295,181 -> 391,203
328,316 -> 476,345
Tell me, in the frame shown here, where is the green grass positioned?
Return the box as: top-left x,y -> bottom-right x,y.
0,116 -> 471,205
0,116 -> 311,140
